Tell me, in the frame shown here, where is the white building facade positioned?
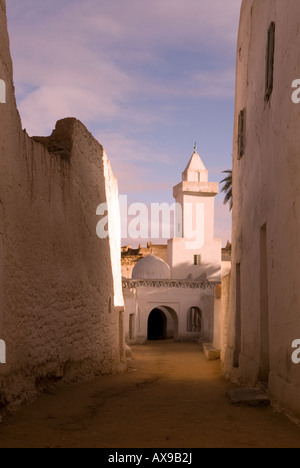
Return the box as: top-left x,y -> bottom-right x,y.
223,0 -> 300,419
124,149 -> 224,345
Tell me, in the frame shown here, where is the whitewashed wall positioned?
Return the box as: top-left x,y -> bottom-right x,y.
0,0 -> 125,407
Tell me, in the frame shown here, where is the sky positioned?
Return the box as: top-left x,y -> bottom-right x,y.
6,0 -> 242,247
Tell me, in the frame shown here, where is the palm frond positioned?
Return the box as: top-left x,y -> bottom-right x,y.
220,169 -> 233,211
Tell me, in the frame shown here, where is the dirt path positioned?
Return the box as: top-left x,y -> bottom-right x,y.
0,341 -> 300,448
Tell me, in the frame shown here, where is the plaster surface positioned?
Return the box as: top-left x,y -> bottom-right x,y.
223,0 -> 300,419
0,0 -> 125,407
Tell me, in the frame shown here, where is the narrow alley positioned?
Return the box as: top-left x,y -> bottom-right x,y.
0,342 -> 299,448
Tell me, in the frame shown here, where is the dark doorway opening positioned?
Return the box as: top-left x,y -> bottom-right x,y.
148,308 -> 167,341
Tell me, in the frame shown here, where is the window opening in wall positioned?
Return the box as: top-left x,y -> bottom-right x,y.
187,307 -> 202,332
194,255 -> 201,266
238,109 -> 246,159
129,314 -> 135,340
265,22 -> 275,101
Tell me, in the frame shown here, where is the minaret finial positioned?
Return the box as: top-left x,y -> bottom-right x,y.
194,142 -> 197,153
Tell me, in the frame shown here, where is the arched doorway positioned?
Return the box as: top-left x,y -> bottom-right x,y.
147,308 -> 167,341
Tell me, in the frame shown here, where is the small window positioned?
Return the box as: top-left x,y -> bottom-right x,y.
194,255 -> 201,266
187,307 -> 202,332
265,22 -> 275,101
238,109 -> 246,159
129,314 -> 135,340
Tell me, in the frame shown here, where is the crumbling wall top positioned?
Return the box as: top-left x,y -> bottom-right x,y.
33,118 -> 81,160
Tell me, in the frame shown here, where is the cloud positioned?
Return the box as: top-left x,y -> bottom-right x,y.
98,130 -> 175,196
99,131 -> 173,165
79,0 -> 241,52
189,68 -> 236,99
8,22 -> 135,135
7,0 -> 241,135
6,0 -> 239,247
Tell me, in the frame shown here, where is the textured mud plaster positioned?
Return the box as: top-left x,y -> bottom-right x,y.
0,0 -> 125,408
223,0 -> 300,419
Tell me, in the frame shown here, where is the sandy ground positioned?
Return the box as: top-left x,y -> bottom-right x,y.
0,341 -> 300,448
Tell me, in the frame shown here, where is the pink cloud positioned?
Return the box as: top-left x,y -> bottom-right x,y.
7,0 -> 242,135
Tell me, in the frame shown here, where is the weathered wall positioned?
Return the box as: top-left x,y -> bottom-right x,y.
0,0 -> 125,407
219,273 -> 230,360
223,0 -> 300,418
213,268 -> 231,352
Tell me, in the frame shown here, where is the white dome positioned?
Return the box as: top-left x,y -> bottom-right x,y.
132,255 -> 171,280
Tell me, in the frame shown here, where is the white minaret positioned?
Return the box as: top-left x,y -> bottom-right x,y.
167,145 -> 221,281
182,143 -> 209,183
174,144 -> 218,242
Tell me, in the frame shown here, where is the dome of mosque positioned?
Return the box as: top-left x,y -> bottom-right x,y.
132,254 -> 171,280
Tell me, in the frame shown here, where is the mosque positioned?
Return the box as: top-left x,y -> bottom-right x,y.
122,148 -> 231,346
